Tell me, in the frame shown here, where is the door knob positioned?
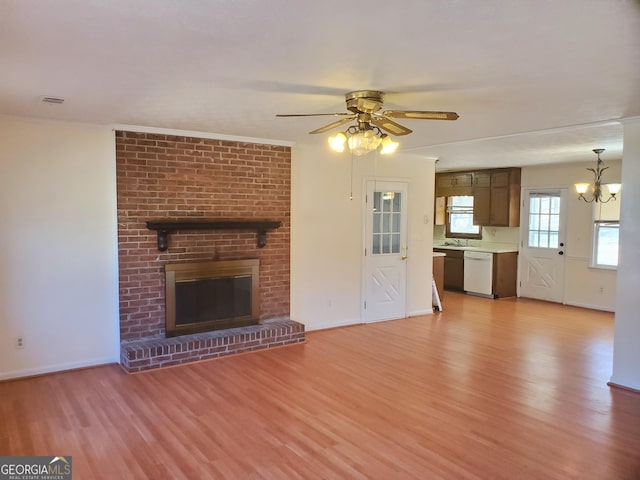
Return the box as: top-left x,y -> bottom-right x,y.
401,255 -> 408,260
558,251 -> 564,255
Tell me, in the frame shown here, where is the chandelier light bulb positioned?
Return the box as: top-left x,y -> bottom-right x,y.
575,183 -> 590,195
607,183 -> 621,195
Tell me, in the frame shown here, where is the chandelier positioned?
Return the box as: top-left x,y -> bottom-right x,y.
328,125 -> 399,156
575,148 -> 621,203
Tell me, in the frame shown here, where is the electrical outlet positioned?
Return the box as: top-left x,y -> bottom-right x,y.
15,336 -> 24,349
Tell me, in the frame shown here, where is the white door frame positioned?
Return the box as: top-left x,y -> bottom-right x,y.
361,178 -> 409,323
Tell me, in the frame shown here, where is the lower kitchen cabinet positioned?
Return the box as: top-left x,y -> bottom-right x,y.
492,251 -> 518,298
434,248 -> 465,291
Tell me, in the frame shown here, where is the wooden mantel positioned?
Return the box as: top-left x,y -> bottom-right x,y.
146,219 -> 281,251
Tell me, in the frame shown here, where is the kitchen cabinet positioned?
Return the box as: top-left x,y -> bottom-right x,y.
490,168 -> 521,227
434,248 -> 465,291
471,168 -> 521,227
472,172 -> 491,225
492,251 -> 518,298
436,172 -> 473,197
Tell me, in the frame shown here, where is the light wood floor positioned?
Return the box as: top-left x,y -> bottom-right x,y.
2,293 -> 639,479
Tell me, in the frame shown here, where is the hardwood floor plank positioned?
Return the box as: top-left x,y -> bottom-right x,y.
1,293 -> 639,479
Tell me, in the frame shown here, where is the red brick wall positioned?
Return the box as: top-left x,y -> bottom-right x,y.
115,131 -> 291,341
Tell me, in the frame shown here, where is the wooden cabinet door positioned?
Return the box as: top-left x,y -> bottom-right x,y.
491,169 -> 521,227
436,174 -> 454,197
452,173 -> 472,188
436,173 -> 473,197
441,250 -> 465,291
489,169 -> 521,227
490,183 -> 510,226
492,252 -> 518,298
473,172 -> 491,226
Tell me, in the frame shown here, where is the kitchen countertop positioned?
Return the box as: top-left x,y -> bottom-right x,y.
433,243 -> 519,254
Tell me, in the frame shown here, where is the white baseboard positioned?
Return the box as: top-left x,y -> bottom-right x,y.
298,309 -> 434,332
563,301 -> 615,313
304,318 -> 362,332
0,356 -> 119,381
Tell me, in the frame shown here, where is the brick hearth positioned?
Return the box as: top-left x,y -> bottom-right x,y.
121,319 -> 304,373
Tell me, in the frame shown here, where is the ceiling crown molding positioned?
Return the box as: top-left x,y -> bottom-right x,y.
111,123 -> 295,147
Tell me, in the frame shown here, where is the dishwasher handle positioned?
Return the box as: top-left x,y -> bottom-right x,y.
463,251 -> 493,260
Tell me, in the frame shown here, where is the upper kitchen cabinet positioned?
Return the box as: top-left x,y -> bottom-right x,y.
436,167 -> 521,227
472,168 -> 521,227
436,172 -> 473,197
472,171 -> 491,226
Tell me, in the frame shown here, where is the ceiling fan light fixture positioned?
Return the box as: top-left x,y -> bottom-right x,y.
328,132 -> 347,152
276,89 -> 459,157
347,129 -> 382,156
379,134 -> 399,155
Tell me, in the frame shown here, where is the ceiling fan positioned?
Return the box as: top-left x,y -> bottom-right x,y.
276,90 -> 459,155
276,90 -> 459,136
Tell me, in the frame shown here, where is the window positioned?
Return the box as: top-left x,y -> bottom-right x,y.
527,193 -> 560,248
593,221 -> 619,267
591,193 -> 621,268
372,191 -> 402,254
446,196 -> 480,238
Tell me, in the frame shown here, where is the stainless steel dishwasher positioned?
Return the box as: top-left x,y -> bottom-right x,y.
463,250 -> 493,297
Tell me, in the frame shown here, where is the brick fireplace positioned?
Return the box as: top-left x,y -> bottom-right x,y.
115,131 -> 303,372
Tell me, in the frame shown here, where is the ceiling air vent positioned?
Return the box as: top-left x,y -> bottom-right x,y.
41,96 -> 65,104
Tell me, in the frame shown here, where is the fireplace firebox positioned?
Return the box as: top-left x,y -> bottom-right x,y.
165,259 -> 259,337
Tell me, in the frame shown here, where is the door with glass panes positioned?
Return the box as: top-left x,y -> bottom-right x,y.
519,188 -> 567,302
363,181 -> 408,322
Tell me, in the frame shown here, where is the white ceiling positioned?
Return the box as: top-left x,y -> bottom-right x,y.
2,0 -> 639,170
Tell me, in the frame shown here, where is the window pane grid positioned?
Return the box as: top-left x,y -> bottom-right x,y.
528,194 -> 560,248
594,222 -> 619,266
448,195 -> 479,235
372,191 -> 402,255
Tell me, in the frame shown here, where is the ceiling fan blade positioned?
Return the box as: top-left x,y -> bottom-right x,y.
370,116 -> 413,136
382,110 -> 459,121
275,113 -> 353,117
309,116 -> 356,134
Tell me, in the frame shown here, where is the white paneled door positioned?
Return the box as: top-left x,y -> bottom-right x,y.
519,188 -> 567,303
363,180 -> 408,322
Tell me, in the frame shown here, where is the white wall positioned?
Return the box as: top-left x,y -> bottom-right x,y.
610,118 -> 640,391
0,116 -> 120,379
521,160 -> 621,311
291,145 -> 434,331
